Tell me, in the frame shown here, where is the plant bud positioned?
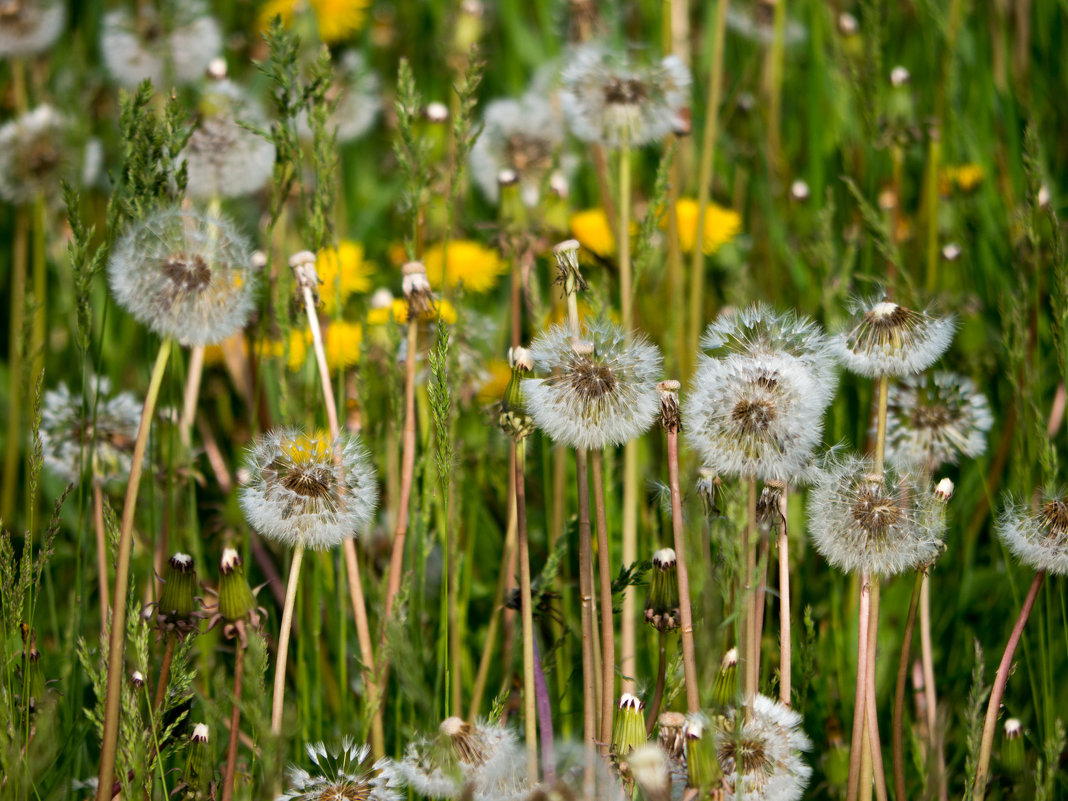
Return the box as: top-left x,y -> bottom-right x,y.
499,347 -> 536,441
611,693 -> 647,758
1001,717 -> 1025,775
181,723 -> 213,800
645,548 -> 680,632
712,648 -> 739,708
684,713 -> 721,791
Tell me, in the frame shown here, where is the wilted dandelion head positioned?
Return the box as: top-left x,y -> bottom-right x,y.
560,44 -> 691,148
40,377 -> 141,486
524,320 -> 662,451
398,718 -> 525,800
240,428 -> 379,551
100,1 -> 221,88
181,80 -> 275,200
716,694 -> 812,801
0,0 -> 65,57
685,351 -> 828,483
884,371 -> 993,471
0,105 -> 70,204
831,296 -> 955,378
997,493 -> 1068,575
469,92 -> 565,206
808,455 -> 946,575
298,50 -> 381,143
278,738 -> 402,801
108,207 -> 256,346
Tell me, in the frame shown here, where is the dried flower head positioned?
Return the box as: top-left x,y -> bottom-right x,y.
398,718 -> 526,800
240,428 -> 379,551
884,371 -> 992,471
715,694 -> 812,801
100,1 -> 221,88
808,455 -> 946,575
40,377 -> 141,486
0,105 -> 70,203
279,738 -> 402,801
657,711 -> 688,760
469,92 -> 566,206
108,207 -> 256,346
997,493 -> 1068,575
524,320 -> 662,451
0,0 -> 65,57
560,44 -> 691,148
832,297 -> 955,378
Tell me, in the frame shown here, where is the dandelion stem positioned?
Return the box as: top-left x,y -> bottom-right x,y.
667,422 -> 699,713
533,635 -> 556,782
575,447 -> 598,773
221,642 -> 245,801
179,345 -> 205,449
846,571 -> 871,801
515,438 -> 539,779
874,374 -> 889,474
974,570 -> 1045,801
865,579 -> 889,801
1,205 -> 28,524
646,631 -> 668,736
893,570 -> 924,801
744,476 -> 759,701
778,487 -> 791,706
620,440 -> 639,697
590,450 -> 615,752
271,543 -> 305,734
153,634 -> 176,713
93,482 -> 110,633
96,336 -> 173,801
919,573 -> 946,800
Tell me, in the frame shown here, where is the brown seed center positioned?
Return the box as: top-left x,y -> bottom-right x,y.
732,397 -> 776,434
281,465 -> 334,499
604,77 -> 647,106
162,253 -> 212,293
851,483 -> 904,535
505,133 -> 553,175
566,355 -> 617,403
910,402 -> 954,431
1039,498 -> 1068,539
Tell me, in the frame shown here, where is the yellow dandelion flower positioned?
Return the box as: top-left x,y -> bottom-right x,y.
570,208 -> 617,258
203,343 -> 227,367
258,0 -> 369,44
255,339 -> 286,360
316,240 -> 374,313
477,359 -> 513,405
367,298 -> 458,326
387,241 -> 408,267
287,329 -> 311,372
325,320 -> 363,369
670,198 -> 742,255
423,240 -> 504,293
939,163 -> 984,195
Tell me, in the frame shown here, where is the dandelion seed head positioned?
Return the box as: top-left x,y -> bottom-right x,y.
240,428 -> 379,551
997,493 -> 1068,575
0,0 -> 64,57
726,2 -> 808,47
278,739 -> 402,801
832,296 -> 955,377
108,208 -> 256,346
716,694 -> 811,801
399,720 -> 525,800
524,320 -> 662,451
101,2 -> 221,88
0,105 -> 71,204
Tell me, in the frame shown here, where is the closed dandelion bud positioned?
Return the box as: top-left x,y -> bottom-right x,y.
209,548 -> 265,647
657,380 -> 681,432
181,723 -> 213,800
645,548 -> 680,632
1001,718 -> 1025,775
935,478 -> 954,503
153,553 -> 200,638
888,66 -> 913,121
611,694 -> 647,758
712,648 -> 739,708
130,670 -> 145,690
500,347 -> 536,441
657,711 -> 687,759
684,713 -> 721,791
498,170 -> 527,226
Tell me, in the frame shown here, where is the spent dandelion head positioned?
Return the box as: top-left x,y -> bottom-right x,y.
398,718 -> 524,800
883,371 -> 993,471
240,428 -> 379,551
402,261 -> 435,321
0,105 -> 71,204
560,44 -> 691,148
524,319 -> 662,451
278,738 -> 402,801
626,744 -> 671,801
831,296 -> 955,378
997,492 -> 1068,575
108,207 -> 256,346
808,455 -> 946,576
715,694 -> 812,801
0,0 -> 65,57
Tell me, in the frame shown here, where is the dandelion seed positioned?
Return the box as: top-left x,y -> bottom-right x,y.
108,207 -> 256,346
808,455 -> 946,576
627,744 -> 671,800
278,738 -> 401,801
524,320 -> 663,451
997,493 -> 1068,576
240,428 -> 379,551
560,44 -> 691,148
0,0 -> 65,57
0,105 -> 71,204
884,371 -> 993,471
715,694 -> 812,801
831,296 -> 955,378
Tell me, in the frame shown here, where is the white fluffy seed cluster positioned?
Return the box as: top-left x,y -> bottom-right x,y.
278,738 -> 402,801
40,377 -> 142,486
884,371 -> 993,471
100,2 -> 221,88
0,105 -> 69,204
831,297 -> 955,378
240,428 -> 379,551
808,455 -> 945,576
469,91 -> 565,206
996,496 -> 1068,575
725,4 -> 808,47
523,320 -> 663,451
297,51 -> 381,144
715,694 -> 812,801
560,44 -> 691,148
0,1 -> 65,57
107,207 -> 256,346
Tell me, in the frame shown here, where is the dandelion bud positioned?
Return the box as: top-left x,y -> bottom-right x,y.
498,168 -> 519,187
1001,718 -> 1025,774
645,548 -> 680,632
628,744 -> 671,801
934,478 -> 954,503
371,288 -> 394,309
289,250 -> 319,294
657,380 -> 681,432
837,12 -> 859,36
890,66 -> 910,86
426,101 -> 449,123
182,723 -> 213,798
500,347 -> 536,441
157,553 -> 198,627
453,0 -> 484,55
657,711 -> 687,759
611,694 -> 647,758
552,238 -> 584,294
207,57 -> 227,81
210,548 -> 265,646
251,250 -> 268,271
942,242 -> 962,261
684,713 -> 721,791
712,648 -> 739,708
790,179 -> 811,201
1038,185 -> 1051,209
130,671 -> 145,689
402,261 -> 434,320
550,171 -> 569,199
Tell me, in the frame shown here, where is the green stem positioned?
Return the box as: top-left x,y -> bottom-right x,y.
221,643 -> 245,801
515,439 -> 538,780
590,450 -> 615,752
271,544 -> 305,734
667,426 -> 699,713
846,572 -> 872,801
1,206 -> 28,524
645,630 -> 668,735
893,570 -> 924,801
744,477 -> 759,701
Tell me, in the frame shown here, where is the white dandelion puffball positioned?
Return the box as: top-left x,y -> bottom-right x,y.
240,428 -> 379,551
560,44 -> 691,148
524,320 -> 663,451
41,377 -> 142,486
997,495 -> 1068,576
108,208 -> 256,346
469,91 -> 565,207
0,105 -> 70,204
832,297 -> 956,378
685,351 -> 829,483
0,0 -> 65,57
808,455 -> 946,576
278,738 -> 402,801
716,694 -> 812,801
725,2 -> 808,48
884,371 -> 993,471
297,51 -> 381,144
101,2 -> 221,88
